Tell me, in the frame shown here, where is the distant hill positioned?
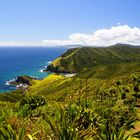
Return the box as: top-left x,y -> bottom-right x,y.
46,44 -> 140,73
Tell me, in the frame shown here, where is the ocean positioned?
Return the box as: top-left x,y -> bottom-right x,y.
0,47 -> 66,93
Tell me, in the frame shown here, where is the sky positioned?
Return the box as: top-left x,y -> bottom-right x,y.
0,0 -> 140,46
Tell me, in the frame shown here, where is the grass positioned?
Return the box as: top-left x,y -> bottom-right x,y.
75,62 -> 140,79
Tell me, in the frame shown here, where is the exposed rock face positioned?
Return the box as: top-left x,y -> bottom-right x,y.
45,64 -> 69,73
16,76 -> 32,85
10,75 -> 37,86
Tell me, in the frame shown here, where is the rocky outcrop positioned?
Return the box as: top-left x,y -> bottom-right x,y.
10,75 -> 37,86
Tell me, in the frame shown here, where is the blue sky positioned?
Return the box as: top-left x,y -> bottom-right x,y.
0,0 -> 140,46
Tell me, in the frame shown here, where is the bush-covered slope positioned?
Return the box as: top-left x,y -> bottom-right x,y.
46,44 -> 140,73
76,62 -> 140,79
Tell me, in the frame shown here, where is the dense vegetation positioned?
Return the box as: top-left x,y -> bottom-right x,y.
0,45 -> 140,139
46,44 -> 140,73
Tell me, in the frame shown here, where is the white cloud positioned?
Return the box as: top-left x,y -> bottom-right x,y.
1,25 -> 140,46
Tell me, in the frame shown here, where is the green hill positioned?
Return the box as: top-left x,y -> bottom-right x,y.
46,44 -> 140,73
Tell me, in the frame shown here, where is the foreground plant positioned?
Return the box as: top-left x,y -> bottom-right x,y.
0,124 -> 25,140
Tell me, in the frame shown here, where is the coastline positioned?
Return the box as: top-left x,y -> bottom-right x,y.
0,47 -> 66,93
5,71 -> 76,92
2,60 -> 76,93
3,61 -> 53,93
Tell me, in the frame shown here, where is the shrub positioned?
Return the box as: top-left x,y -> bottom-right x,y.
18,95 -> 46,117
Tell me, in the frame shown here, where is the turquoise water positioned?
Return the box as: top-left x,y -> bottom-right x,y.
0,47 -> 66,93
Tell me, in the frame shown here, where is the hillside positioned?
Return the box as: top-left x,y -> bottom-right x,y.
0,72 -> 140,139
46,44 -> 140,73
75,62 -> 140,79
0,44 -> 140,139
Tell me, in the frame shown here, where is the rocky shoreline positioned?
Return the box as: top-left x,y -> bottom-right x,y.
44,65 -> 76,77
6,65 -> 76,91
6,75 -> 37,90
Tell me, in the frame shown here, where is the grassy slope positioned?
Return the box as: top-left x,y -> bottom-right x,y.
28,63 -> 140,101
47,45 -> 140,73
76,62 -> 140,79
27,74 -> 94,101
28,71 -> 140,136
0,90 -> 24,102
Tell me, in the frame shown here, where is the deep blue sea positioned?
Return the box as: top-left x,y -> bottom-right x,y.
0,47 -> 66,93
